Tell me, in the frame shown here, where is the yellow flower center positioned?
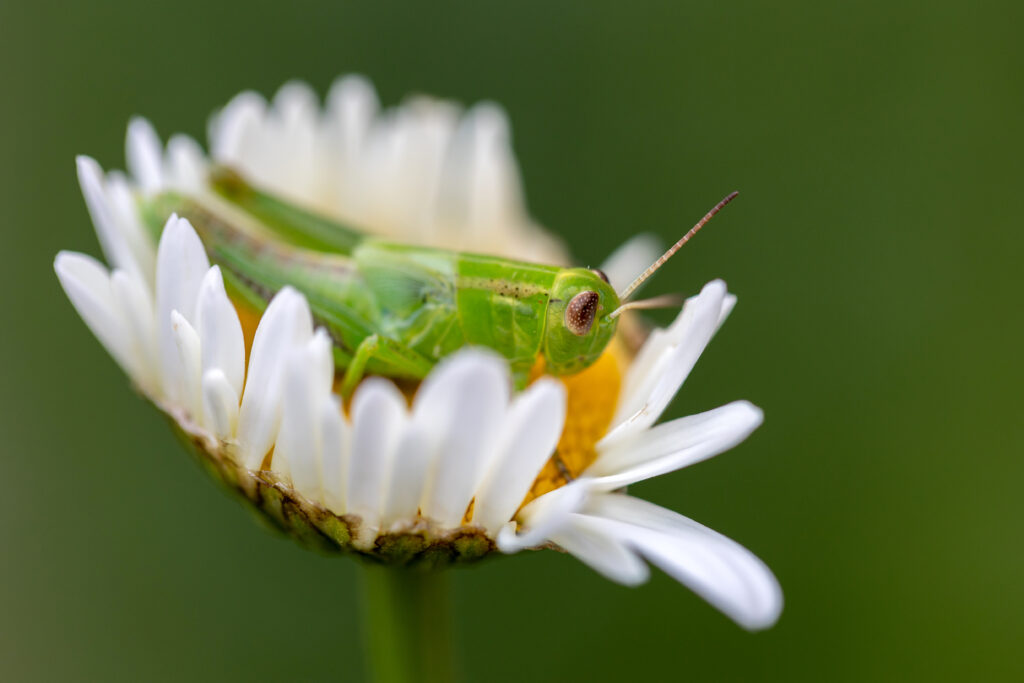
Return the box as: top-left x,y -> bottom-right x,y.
235,302 -> 262,358
520,338 -> 626,506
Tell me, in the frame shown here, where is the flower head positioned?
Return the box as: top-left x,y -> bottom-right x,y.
55,76 -> 782,630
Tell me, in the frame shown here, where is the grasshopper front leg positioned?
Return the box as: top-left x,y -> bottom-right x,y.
340,334 -> 435,399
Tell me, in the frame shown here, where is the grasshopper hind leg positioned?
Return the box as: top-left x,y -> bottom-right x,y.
339,334 -> 435,399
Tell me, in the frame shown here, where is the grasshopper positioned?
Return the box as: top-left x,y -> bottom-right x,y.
142,167 -> 737,395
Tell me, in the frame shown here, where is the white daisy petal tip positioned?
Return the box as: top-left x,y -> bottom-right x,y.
735,399 -> 765,430
195,265 -> 246,396
579,495 -> 783,630
75,154 -> 101,184
701,277 -> 727,297
54,251 -> 136,378
126,116 -> 165,193
55,75 -> 780,621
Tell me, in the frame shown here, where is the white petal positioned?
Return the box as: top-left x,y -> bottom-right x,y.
104,171 -> 156,281
54,251 -> 136,379
202,368 -> 239,440
274,329 -> 333,499
170,310 -> 203,420
209,90 -> 268,166
347,378 -> 407,535
273,80 -> 319,115
606,280 -> 730,446
438,103 -> 522,250
416,350 -> 509,528
547,514 -> 650,586
319,396 -> 350,515
195,266 -> 245,397
473,379 -> 567,534
154,216 -> 209,324
270,81 -> 320,202
110,269 -> 159,394
381,421 -> 435,528
599,233 -> 663,295
718,293 -> 737,329
236,288 -> 313,468
165,134 -> 207,191
360,101 -> 458,240
325,74 -> 379,170
468,103 -> 523,231
126,117 -> 164,193
76,156 -> 147,283
588,401 -> 763,489
155,216 -> 211,403
496,481 -> 589,553
618,280 -> 726,405
585,494 -> 783,630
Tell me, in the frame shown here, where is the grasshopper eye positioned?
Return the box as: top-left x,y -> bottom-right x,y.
565,290 -> 600,335
590,268 -> 610,284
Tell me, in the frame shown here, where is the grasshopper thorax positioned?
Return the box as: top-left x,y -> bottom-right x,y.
542,268 -> 620,376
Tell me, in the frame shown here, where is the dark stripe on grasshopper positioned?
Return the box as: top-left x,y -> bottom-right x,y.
158,197 -> 388,371
454,276 -> 548,299
211,166 -> 364,255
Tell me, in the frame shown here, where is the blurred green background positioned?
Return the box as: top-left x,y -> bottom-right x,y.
2,1 -> 1022,681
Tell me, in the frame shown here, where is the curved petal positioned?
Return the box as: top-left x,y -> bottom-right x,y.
170,310 -> 202,420
584,494 -> 783,631
347,378 -> 408,539
195,266 -> 246,398
497,480 -> 589,553
416,350 -> 509,528
381,420 -> 435,528
325,74 -> 379,207
236,287 -> 313,468
76,156 -> 148,283
547,513 -> 650,586
103,170 -> 156,281
126,117 -> 164,193
54,251 -> 135,379
319,396 -> 350,515
110,268 -> 158,393
201,368 -> 239,440
269,81 -> 320,202
209,90 -> 268,167
588,401 -> 763,489
473,378 -> 567,535
443,103 -> 519,246
606,280 -> 730,446
166,134 -> 207,191
155,216 -> 211,403
274,329 -> 333,497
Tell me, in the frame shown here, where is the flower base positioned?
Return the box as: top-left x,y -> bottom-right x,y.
165,403 -> 497,568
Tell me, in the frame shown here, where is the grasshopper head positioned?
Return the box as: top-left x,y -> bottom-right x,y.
541,192 -> 741,377
543,268 -> 620,376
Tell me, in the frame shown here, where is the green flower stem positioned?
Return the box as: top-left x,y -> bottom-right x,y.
361,564 -> 456,683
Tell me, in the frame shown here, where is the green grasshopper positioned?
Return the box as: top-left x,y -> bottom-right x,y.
142,167 -> 737,395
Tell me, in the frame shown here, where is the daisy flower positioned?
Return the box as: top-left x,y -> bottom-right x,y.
55,76 -> 781,633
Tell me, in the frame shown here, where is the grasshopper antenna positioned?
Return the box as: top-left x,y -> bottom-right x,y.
615,191 -> 739,302
607,293 -> 684,320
